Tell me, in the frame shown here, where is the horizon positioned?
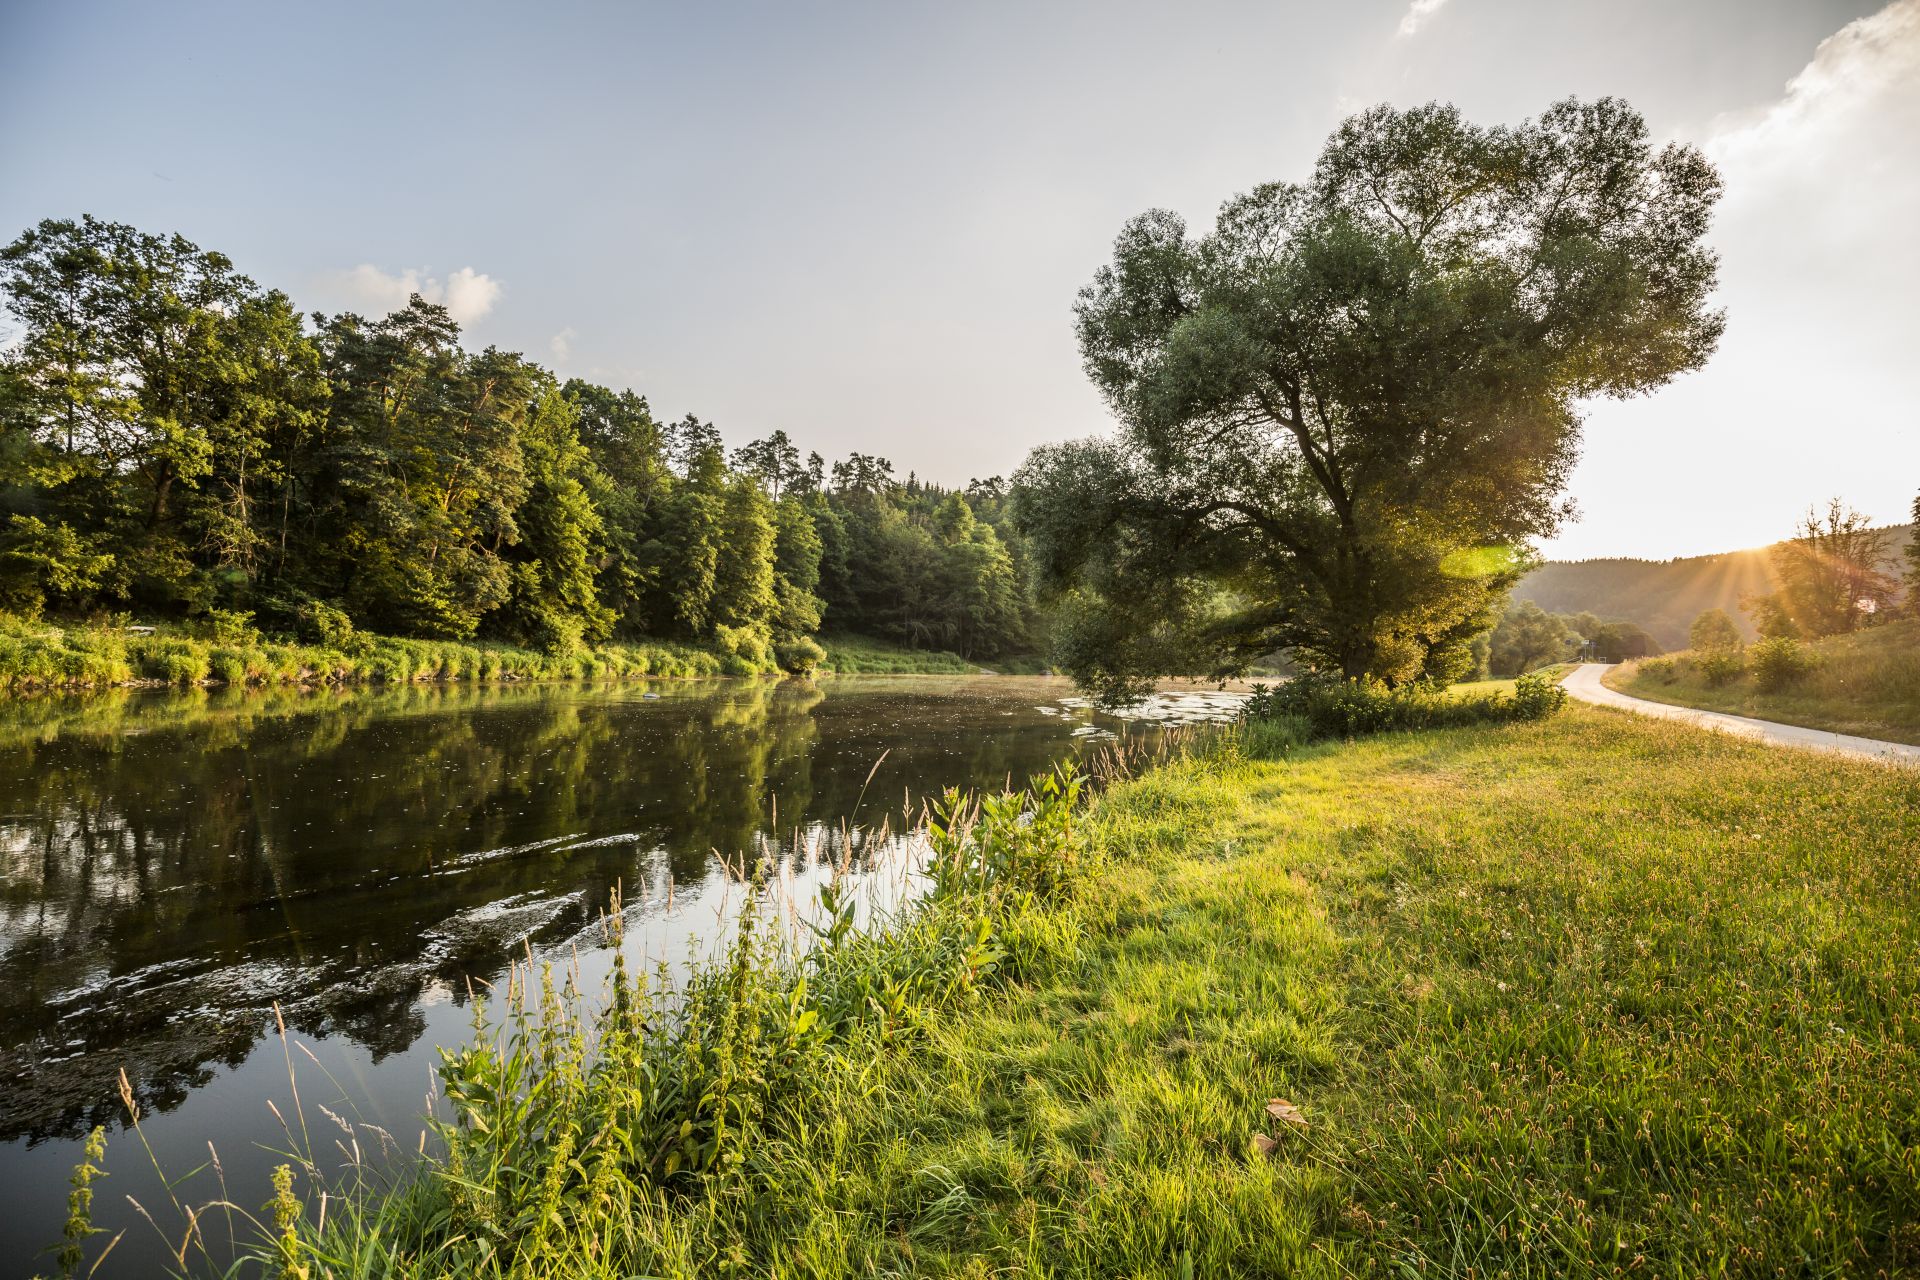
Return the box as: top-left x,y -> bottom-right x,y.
3,0 -> 1915,562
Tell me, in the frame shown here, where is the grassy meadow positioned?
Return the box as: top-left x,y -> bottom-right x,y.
1447,661 -> 1575,700
1610,619 -> 1920,744
816,633 -> 981,675
78,701 -> 1920,1278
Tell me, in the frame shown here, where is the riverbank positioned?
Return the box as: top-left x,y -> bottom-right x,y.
749,706 -> 1913,1276
0,614 -> 779,691
63,702 -> 1917,1276
0,614 -> 1028,692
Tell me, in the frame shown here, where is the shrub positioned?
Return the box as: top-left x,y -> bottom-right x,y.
208,647 -> 250,685
162,649 -> 209,685
270,595 -> 360,650
1245,671 -> 1566,741
1698,650 -> 1745,687
129,637 -> 212,685
1751,636 -> 1816,692
1510,671 -> 1570,719
774,635 -> 826,675
1638,656 -> 1677,684
196,608 -> 256,644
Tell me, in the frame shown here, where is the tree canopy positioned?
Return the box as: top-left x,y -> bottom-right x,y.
1015,97 -> 1723,699
1688,608 -> 1742,653
1744,500 -> 1895,640
0,216 -> 1036,666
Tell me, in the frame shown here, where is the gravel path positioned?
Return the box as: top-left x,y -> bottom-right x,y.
1560,663 -> 1920,769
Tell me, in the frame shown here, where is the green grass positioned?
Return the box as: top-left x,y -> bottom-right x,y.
708,707 -> 1917,1276
1449,661 -> 1575,700
0,612 -> 791,692
817,633 -> 981,675
69,705 -> 1920,1275
1609,619 -> 1920,744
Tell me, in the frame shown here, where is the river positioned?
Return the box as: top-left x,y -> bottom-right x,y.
0,674 -> 1241,1276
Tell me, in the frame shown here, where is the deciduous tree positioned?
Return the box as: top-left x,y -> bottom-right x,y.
1688,608 -> 1742,652
1016,98 -> 1723,699
1762,500 -> 1893,638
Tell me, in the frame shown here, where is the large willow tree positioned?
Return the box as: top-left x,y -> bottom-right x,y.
1016,98 -> 1723,698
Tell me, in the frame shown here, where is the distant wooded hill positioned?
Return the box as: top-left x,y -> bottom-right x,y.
1516,525 -> 1912,650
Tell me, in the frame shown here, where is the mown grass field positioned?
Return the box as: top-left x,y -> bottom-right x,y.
1610,620 -> 1920,744
188,701 -> 1920,1279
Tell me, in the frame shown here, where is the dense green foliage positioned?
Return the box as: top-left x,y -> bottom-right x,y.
816,633 -> 976,674
1016,97 -> 1723,698
61,706 -> 1920,1276
1483,598 -> 1654,676
0,611 -> 751,690
0,217 -> 1033,674
1621,618 -> 1920,744
1244,669 -> 1566,739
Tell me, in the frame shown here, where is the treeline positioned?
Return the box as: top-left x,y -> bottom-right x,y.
0,217 -> 1034,672
1481,601 -> 1658,677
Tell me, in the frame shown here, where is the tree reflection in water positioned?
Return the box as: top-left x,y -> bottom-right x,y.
0,676 -> 1108,1143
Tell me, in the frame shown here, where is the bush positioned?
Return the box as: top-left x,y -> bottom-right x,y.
196,608 -> 256,644
1638,656 -> 1677,684
1751,636 -> 1816,692
1245,671 -> 1567,741
208,647 -> 251,685
1698,650 -> 1745,687
774,635 -> 826,675
1510,671 -> 1570,719
162,649 -> 209,685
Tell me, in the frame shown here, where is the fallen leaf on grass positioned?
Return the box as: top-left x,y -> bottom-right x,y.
1250,1133 -> 1278,1158
1266,1098 -> 1307,1127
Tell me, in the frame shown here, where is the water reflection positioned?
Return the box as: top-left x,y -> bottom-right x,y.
0,676 -> 1137,1144
0,675 -> 1249,1275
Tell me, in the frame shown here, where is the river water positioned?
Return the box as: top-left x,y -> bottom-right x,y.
0,674 -> 1239,1275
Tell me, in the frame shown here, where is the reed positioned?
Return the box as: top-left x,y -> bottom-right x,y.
52,704 -> 1916,1276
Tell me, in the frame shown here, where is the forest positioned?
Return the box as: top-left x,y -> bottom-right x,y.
0,217 -> 1035,674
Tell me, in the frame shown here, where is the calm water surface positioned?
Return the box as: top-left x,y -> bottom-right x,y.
0,675 -> 1230,1275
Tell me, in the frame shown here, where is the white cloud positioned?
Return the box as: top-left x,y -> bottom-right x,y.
440,267 -> 502,327
549,326 -> 578,363
1396,0 -> 1449,38
1700,0 -> 1919,334
1707,0 -> 1919,198
334,263 -> 503,326
1548,0 -> 1920,559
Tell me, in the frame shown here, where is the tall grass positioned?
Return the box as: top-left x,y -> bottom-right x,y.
0,613 -> 779,693
1614,617 -> 1920,743
816,634 -> 978,675
51,707 -> 1920,1275
55,753 -> 1153,1277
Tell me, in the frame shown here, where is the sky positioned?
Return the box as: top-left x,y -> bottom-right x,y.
1,0 -> 1913,561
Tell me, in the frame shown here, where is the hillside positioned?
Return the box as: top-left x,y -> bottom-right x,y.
1517,524 -> 1911,649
